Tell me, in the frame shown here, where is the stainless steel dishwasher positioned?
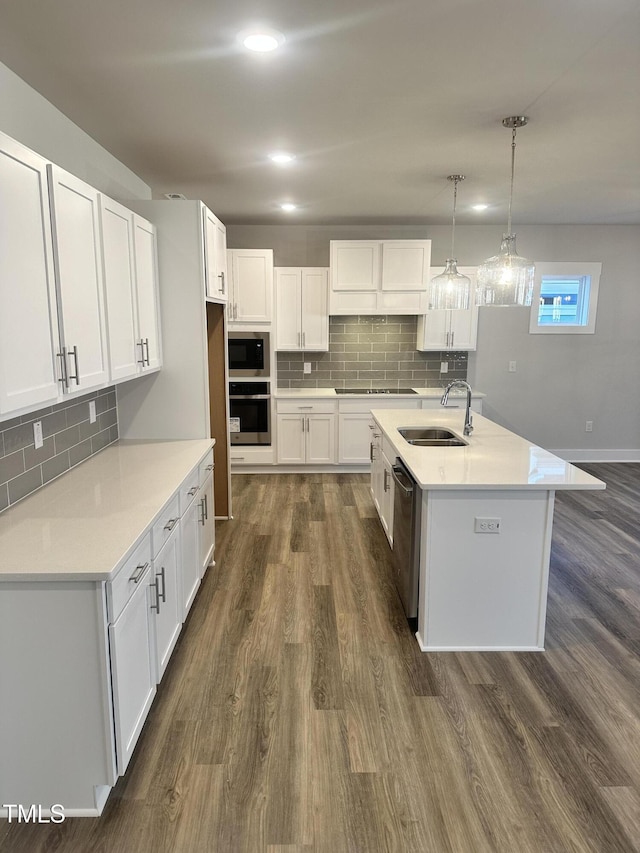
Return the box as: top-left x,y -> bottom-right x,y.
391,458 -> 422,619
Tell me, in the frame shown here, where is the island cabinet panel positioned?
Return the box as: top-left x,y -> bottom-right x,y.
419,489 -> 554,651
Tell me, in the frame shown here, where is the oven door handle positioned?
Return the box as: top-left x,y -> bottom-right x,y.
229,394 -> 271,400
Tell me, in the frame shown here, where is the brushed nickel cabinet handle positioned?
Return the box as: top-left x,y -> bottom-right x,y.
144,338 -> 150,366
187,486 -> 198,497
68,346 -> 80,385
219,270 -> 225,293
150,579 -> 160,612
57,348 -> 69,388
163,518 -> 178,532
199,498 -> 206,525
129,562 -> 149,583
157,566 -> 166,603
137,339 -> 146,365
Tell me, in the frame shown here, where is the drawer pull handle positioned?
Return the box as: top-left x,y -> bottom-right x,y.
150,579 -> 160,612
163,518 -> 178,532
187,486 -> 198,496
206,464 -> 214,471
157,566 -> 166,603
129,562 -> 149,583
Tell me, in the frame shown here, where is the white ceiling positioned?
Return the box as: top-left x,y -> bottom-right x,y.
0,0 -> 639,225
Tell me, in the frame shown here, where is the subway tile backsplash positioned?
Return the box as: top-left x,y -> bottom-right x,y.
0,387 -> 118,513
276,315 -> 468,389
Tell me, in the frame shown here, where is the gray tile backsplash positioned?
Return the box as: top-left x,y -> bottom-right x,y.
276,315 -> 468,389
0,387 -> 118,513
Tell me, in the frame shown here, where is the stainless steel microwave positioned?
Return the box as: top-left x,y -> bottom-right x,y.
227,331 -> 270,377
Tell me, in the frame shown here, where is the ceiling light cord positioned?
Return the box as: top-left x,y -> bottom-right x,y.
507,125 -> 517,236
451,176 -> 459,259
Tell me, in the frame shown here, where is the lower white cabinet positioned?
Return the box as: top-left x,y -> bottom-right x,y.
181,490 -> 201,618
199,470 -> 215,574
108,563 -> 156,775
370,429 -> 394,544
151,524 -> 182,681
276,400 -> 336,464
338,398 -> 421,464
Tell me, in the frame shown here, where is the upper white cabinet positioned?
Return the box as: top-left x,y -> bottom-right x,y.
0,133 -> 60,416
416,266 -> 479,351
227,248 -> 273,323
275,267 -> 329,351
48,165 -> 110,395
203,207 -> 228,302
132,215 -> 162,371
329,240 -> 431,315
100,198 -> 162,383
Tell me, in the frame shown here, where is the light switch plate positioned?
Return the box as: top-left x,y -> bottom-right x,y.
33,421 -> 43,450
89,400 -> 97,423
303,362 -> 312,374
440,362 -> 449,373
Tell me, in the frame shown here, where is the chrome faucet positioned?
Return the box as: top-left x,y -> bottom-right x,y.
441,380 -> 474,435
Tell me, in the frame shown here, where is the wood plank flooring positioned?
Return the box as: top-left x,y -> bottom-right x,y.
2,465 -> 640,852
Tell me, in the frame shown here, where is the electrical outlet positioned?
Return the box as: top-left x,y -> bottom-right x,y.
508,361 -> 517,373
474,517 -> 501,534
33,421 -> 43,450
440,361 -> 449,373
585,420 -> 593,432
303,362 -> 312,374
89,400 -> 97,423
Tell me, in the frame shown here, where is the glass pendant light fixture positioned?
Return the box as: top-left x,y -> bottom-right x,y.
429,175 -> 471,310
477,116 -> 534,307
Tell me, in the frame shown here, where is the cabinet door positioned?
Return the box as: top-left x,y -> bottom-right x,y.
152,528 -> 182,682
229,249 -> 273,322
133,216 -> 162,370
100,196 -> 139,382
306,414 -> 336,464
381,241 -> 430,291
108,565 -> 156,775
448,306 -> 478,350
338,413 -> 373,464
301,268 -> 329,351
199,472 -> 215,577
181,495 -> 201,619
370,430 -> 383,511
0,134 -> 60,416
48,165 -> 109,395
277,414 -> 306,463
416,309 -> 448,350
274,268 -> 302,350
380,452 -> 395,544
203,206 -> 228,301
330,241 -> 380,291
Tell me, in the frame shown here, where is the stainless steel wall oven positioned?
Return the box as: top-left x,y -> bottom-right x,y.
228,381 -> 271,445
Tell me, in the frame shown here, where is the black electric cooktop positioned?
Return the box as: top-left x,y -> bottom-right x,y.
335,388 -> 417,395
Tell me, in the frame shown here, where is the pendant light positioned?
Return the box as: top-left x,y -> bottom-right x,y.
477,116 -> 534,307
429,175 -> 471,310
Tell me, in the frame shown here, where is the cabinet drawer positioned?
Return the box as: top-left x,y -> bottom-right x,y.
198,449 -> 215,487
180,465 -> 200,514
107,533 -> 152,623
338,398 -> 421,413
276,400 -> 337,414
151,492 -> 180,558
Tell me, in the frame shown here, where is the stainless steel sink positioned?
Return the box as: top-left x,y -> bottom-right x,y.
398,427 -> 468,447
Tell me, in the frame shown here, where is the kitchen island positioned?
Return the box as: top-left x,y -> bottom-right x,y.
371,408 -> 605,652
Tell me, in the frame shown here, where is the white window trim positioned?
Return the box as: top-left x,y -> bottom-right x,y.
529,262 -> 602,335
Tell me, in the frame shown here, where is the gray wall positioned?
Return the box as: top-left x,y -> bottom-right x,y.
0,61 -> 151,201
228,222 -> 640,458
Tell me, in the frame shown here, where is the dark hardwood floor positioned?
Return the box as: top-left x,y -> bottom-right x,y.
2,465 -> 640,852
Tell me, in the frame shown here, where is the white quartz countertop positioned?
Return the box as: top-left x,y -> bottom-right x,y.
372,409 -> 605,491
0,439 -> 214,582
275,387 -> 486,398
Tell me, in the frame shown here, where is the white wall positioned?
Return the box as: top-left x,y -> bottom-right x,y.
0,61 -> 150,200
227,222 -> 640,458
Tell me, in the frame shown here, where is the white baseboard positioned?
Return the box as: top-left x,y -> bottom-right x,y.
415,631 -> 544,653
550,449 -> 640,463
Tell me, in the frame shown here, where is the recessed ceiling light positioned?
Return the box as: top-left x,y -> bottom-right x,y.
241,30 -> 285,52
269,152 -> 295,165
472,204 -> 489,211
280,203 -> 297,212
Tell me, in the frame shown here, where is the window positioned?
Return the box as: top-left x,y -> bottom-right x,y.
529,262 -> 602,334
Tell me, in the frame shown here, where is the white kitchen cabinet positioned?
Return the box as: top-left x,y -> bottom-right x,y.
108,562 -> 156,775
276,400 -> 336,464
338,397 -> 422,464
132,215 -> 162,371
48,165 -> 110,395
370,429 -> 394,544
151,523 -> 182,681
227,248 -> 273,323
100,199 -> 162,382
0,133 -> 60,417
203,206 -> 228,302
329,240 -> 431,315
417,266 -> 479,351
275,267 -> 329,351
